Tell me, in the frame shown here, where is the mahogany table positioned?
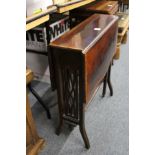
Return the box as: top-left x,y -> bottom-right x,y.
48,14 -> 118,149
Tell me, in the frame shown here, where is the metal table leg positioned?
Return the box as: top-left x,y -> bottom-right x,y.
28,83 -> 51,119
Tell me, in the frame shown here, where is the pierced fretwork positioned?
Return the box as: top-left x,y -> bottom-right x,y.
62,65 -> 80,122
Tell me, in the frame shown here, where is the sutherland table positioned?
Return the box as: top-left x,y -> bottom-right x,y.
48,14 -> 118,149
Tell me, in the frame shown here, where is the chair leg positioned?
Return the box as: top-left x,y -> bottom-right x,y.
28,84 -> 51,119
107,64 -> 113,96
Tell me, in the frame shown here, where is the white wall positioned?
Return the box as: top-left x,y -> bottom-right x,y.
26,52 -> 51,83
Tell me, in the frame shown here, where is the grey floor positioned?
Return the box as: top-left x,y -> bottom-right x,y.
29,35 -> 129,155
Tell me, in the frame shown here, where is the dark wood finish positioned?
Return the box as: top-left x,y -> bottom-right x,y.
55,0 -> 95,13
102,72 -> 108,97
81,0 -> 118,14
70,0 -> 118,28
107,62 -> 113,96
84,22 -> 117,102
102,62 -> 113,97
48,14 -> 118,148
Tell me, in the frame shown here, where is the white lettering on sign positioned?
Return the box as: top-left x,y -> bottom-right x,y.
26,16 -> 70,52
50,16 -> 70,41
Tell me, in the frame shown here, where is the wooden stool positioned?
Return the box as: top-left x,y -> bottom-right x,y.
26,69 -> 51,119
26,69 -> 45,155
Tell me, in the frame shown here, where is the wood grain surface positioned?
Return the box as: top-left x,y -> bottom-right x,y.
26,15 -> 49,31
74,0 -> 118,14
50,14 -> 118,103
51,14 -> 118,53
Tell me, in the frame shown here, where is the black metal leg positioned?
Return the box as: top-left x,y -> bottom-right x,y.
102,73 -> 108,97
107,64 -> 113,96
28,83 -> 51,119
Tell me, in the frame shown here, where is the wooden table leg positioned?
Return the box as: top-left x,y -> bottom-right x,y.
107,63 -> 113,96
102,63 -> 113,97
79,104 -> 90,149
102,73 -> 108,97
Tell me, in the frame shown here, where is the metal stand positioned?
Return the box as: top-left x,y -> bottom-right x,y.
28,83 -> 51,119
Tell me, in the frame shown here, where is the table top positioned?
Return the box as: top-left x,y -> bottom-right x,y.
50,14 -> 118,53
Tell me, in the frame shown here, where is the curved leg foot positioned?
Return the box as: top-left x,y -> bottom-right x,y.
68,124 -> 74,131
80,125 -> 90,149
46,111 -> 52,119
56,120 -> 63,135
